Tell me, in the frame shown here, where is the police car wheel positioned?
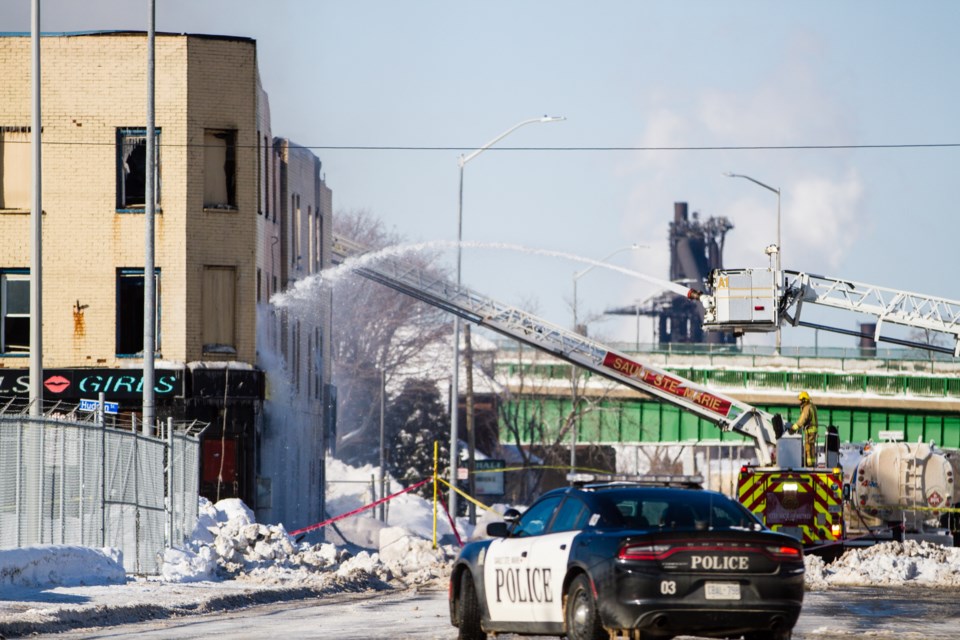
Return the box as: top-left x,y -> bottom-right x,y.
457,570 -> 485,640
564,574 -> 605,640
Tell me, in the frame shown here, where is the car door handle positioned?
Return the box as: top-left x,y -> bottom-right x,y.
560,544 -> 567,550
521,551 -> 528,558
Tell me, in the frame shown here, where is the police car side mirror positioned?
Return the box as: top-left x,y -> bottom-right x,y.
502,508 -> 522,525
487,521 -> 510,538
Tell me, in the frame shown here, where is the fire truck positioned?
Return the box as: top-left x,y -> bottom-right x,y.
337,241 -> 957,552
736,439 -> 846,554
706,267 -> 959,553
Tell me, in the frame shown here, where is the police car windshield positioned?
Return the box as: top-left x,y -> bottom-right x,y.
596,488 -> 758,531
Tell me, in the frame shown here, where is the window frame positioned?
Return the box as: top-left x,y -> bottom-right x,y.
201,265 -> 237,355
116,127 -> 161,213
203,129 -> 237,210
0,127 -> 31,211
115,267 -> 161,357
0,269 -> 30,355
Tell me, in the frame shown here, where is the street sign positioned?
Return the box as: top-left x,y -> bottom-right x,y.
474,459 -> 506,496
78,398 -> 119,415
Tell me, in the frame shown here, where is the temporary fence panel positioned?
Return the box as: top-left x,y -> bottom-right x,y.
0,412 -> 201,575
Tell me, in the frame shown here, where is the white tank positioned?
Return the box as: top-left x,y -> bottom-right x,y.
845,442 -> 954,531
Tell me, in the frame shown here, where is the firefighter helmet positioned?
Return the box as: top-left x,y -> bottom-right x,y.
798,391 -> 810,403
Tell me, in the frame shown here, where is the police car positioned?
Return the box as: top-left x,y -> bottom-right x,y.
449,475 -> 804,640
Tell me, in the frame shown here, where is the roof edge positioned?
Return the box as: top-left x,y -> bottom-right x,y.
0,30 -> 255,43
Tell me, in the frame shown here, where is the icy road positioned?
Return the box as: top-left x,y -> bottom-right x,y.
28,584 -> 960,640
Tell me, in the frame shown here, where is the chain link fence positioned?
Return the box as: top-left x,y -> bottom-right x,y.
0,396 -> 204,575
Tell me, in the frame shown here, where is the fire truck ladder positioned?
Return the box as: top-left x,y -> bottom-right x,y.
348,250 -> 780,465
781,271 -> 960,357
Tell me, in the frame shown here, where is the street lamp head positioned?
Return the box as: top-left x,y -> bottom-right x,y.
459,115 -> 565,167
574,243 -> 646,280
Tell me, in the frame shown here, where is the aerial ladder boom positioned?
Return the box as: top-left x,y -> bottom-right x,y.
345,248 -> 780,464
781,270 -> 960,357
702,268 -> 960,357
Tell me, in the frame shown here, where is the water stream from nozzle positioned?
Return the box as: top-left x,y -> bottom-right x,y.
272,240 -> 694,308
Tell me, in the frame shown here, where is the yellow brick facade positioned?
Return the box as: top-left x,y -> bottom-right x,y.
0,32 -> 334,528
0,33 -> 260,367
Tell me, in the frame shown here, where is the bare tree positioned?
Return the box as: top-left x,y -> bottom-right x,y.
331,209 -> 452,465
494,334 -> 619,504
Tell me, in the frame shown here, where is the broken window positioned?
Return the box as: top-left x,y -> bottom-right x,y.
203,130 -> 237,209
202,265 -> 236,354
116,268 -> 160,356
117,128 -> 161,210
0,127 -> 30,210
1,270 -> 29,353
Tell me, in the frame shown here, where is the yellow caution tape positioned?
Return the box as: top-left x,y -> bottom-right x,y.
466,464 -> 613,476
436,476 -> 499,513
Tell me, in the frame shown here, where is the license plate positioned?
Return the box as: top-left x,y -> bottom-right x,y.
704,582 -> 741,600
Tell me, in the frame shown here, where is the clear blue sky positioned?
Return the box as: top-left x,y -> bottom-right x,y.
6,1 -> 959,348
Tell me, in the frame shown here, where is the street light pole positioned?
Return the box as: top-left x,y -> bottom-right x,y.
569,244 -> 641,478
450,115 -> 564,518
724,172 -> 782,355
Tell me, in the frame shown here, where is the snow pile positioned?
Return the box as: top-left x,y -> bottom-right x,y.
379,526 -> 449,575
805,540 -> 960,590
324,458 -> 459,545
159,465 -> 462,589
0,546 -> 126,588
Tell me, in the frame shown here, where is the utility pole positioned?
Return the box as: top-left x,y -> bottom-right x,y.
28,0 -> 42,417
143,0 -> 157,435
464,323 -> 476,525
379,367 -> 386,522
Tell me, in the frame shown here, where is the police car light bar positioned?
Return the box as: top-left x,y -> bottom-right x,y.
565,472 -> 704,489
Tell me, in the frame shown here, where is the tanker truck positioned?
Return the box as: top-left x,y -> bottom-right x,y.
841,437 -> 955,547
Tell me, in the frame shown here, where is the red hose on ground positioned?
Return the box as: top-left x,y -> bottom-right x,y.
438,490 -> 464,547
290,477 -> 433,536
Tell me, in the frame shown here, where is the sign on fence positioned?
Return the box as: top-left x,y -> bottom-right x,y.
78,398 -> 119,414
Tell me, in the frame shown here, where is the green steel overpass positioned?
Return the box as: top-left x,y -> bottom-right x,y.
496,343 -> 960,450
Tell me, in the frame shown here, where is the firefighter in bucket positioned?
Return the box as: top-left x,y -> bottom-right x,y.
790,391 -> 819,466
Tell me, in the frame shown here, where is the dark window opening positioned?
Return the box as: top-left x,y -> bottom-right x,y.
204,129 -> 237,209
116,268 -> 160,356
117,128 -> 161,210
1,270 -> 29,353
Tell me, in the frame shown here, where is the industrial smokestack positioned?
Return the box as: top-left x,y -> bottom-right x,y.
859,322 -> 878,356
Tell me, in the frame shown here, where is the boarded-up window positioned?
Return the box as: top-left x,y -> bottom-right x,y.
202,266 -> 236,353
204,130 -> 236,209
0,128 -> 30,210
